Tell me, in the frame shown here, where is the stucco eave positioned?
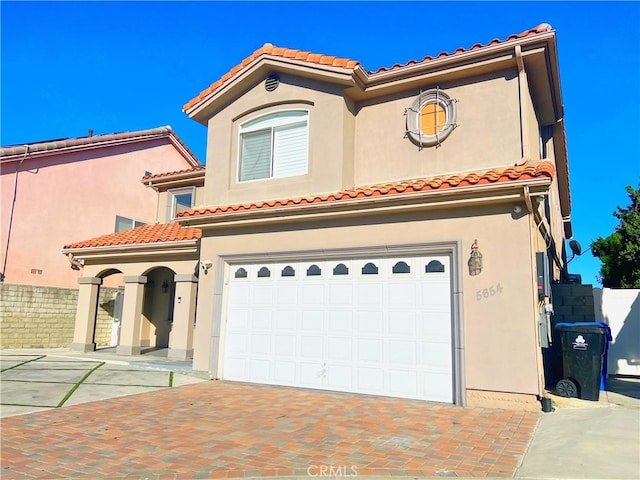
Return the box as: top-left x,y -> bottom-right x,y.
186,58 -> 358,124
177,178 -> 552,230
61,240 -> 199,261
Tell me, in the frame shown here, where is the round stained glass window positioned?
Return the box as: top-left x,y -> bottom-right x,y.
406,89 -> 457,147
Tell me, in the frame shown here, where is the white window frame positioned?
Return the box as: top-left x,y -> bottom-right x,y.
167,187 -> 195,221
114,215 -> 146,232
237,110 -> 309,183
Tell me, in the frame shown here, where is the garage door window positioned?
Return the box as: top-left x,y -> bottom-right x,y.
257,267 -> 271,278
333,263 -> 349,275
392,261 -> 411,274
307,265 -> 322,276
361,262 -> 379,275
281,266 -> 296,277
234,267 -> 248,278
426,260 -> 445,273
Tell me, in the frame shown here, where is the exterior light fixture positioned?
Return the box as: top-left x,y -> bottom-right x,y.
468,239 -> 483,276
161,280 -> 169,293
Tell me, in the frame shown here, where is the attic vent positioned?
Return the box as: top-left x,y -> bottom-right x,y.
265,73 -> 280,92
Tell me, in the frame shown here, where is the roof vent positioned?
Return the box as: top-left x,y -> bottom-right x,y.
265,73 -> 280,92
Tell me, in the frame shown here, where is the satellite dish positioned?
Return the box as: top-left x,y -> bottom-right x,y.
569,240 -> 582,256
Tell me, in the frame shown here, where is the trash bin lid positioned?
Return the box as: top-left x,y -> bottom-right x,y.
555,322 -> 612,340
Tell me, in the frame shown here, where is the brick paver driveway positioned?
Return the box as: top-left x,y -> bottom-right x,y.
1,381 -> 539,478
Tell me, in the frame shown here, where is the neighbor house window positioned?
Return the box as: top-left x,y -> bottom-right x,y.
238,110 -> 309,182
168,187 -> 194,220
115,215 -> 146,232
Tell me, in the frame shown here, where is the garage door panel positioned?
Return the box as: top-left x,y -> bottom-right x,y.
299,363 -> 325,387
249,359 -> 270,381
251,310 -> 272,330
274,361 -> 296,384
357,367 -> 384,392
301,336 -> 324,359
225,254 -> 454,403
275,311 -> 297,330
388,369 -> 418,396
302,283 -> 325,304
388,312 -> 417,336
253,284 -> 274,304
389,340 -> 417,365
328,311 -> 353,333
327,364 -> 352,389
329,283 -> 353,305
275,335 -> 297,357
388,284 -> 416,305
328,336 -> 352,361
357,284 -> 384,305
357,311 -> 384,335
302,311 -> 323,331
357,338 -> 384,363
250,334 -> 271,355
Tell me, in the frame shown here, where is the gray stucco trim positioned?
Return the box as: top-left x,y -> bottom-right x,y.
174,274 -> 198,283
215,241 -> 466,406
78,277 -> 102,285
123,276 -> 147,284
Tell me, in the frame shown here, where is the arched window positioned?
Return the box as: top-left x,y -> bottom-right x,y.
281,266 -> 295,277
257,266 -> 271,278
361,262 -> 379,275
425,260 -> 445,273
333,263 -> 349,275
306,265 -> 321,276
392,261 -> 411,274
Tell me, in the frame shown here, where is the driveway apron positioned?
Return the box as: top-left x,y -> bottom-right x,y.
1,381 -> 539,478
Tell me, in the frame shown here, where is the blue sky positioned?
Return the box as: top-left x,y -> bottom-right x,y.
2,1 -> 639,286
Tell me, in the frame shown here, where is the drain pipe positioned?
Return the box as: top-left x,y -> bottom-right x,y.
1,145 -> 29,282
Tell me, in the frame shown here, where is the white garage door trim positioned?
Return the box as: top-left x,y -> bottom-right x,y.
214,243 -> 465,405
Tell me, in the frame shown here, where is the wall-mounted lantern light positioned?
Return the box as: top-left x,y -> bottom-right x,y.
161,280 -> 169,293
468,239 -> 483,276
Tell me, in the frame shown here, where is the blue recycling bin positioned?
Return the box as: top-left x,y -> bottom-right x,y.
554,322 -> 611,400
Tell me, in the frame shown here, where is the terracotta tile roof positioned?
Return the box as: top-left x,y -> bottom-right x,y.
372,23 -> 552,74
142,166 -> 205,181
63,223 -> 201,250
184,24 -> 553,113
0,126 -> 202,166
184,44 -> 361,111
179,161 -> 555,218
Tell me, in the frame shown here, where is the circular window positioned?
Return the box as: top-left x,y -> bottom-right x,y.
406,89 -> 457,147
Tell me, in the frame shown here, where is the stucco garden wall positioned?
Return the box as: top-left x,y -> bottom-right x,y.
0,283 -> 117,348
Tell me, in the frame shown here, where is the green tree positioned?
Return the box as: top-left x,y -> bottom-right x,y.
591,182 -> 640,288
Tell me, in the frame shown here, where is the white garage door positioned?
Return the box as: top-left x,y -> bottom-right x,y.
223,255 -> 453,403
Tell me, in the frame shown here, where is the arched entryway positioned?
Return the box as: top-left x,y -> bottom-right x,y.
141,266 -> 176,351
95,268 -> 124,350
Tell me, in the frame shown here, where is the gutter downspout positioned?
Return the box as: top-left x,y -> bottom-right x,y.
523,186 -> 546,400
1,145 -> 29,282
515,45 -> 530,161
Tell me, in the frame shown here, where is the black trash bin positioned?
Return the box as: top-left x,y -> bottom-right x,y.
554,322 -> 611,401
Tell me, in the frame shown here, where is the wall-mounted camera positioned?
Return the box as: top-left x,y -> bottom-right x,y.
200,260 -> 213,274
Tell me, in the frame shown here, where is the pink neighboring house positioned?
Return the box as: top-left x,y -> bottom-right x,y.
0,127 -> 201,288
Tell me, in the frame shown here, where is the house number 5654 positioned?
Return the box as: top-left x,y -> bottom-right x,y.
476,284 -> 503,301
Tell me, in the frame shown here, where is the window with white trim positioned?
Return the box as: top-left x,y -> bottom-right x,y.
167,187 -> 194,220
114,215 -> 146,232
238,111 -> 309,182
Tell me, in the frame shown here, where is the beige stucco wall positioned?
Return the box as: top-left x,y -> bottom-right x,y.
354,70 -> 523,184
0,140 -> 195,288
191,202 -> 542,397
203,74 -> 356,207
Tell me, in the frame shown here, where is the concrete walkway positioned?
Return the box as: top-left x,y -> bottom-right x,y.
1,348 -> 639,479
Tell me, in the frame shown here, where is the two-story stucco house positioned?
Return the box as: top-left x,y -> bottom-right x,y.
63,24 -> 573,409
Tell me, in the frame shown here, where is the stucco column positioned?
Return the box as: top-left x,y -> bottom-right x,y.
168,274 -> 198,359
70,277 -> 102,352
116,276 -> 147,356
